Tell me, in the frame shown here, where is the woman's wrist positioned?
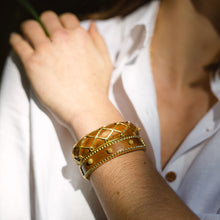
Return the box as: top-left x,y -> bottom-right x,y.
69,98 -> 124,139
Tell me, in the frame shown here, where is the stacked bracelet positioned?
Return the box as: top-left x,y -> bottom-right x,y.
72,122 -> 146,179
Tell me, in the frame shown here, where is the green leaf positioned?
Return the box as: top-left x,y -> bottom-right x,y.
17,0 -> 50,37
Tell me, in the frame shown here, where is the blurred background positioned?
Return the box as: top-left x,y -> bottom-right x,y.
0,0 -> 115,82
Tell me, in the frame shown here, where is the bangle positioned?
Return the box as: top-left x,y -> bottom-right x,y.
72,122 -> 140,164
72,122 -> 146,179
80,136 -> 146,179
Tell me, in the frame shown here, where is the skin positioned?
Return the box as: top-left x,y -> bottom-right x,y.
151,0 -> 220,168
9,0 -> 220,219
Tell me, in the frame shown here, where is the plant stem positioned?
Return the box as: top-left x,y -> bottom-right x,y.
17,0 -> 50,37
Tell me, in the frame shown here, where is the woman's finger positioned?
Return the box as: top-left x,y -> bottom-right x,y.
21,20 -> 50,48
9,33 -> 33,62
40,11 -> 63,36
88,22 -> 112,64
59,13 -> 80,29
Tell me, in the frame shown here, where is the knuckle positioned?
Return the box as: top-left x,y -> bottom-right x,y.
25,55 -> 38,69
37,42 -> 50,52
73,26 -> 88,39
54,28 -> 69,37
60,12 -> 79,21
25,51 -> 46,71
53,28 -> 70,41
15,42 -> 26,52
40,10 -> 56,20
21,19 -> 38,29
71,27 -> 92,49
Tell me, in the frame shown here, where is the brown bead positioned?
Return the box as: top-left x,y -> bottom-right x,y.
165,171 -> 176,182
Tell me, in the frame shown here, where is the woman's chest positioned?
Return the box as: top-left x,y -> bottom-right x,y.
156,88 -> 217,169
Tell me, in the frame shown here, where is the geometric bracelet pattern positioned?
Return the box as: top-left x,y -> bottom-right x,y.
80,136 -> 146,179
72,122 -> 146,179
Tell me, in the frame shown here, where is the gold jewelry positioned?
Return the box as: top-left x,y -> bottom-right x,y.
72,122 -> 146,179
80,136 -> 146,179
72,122 -> 140,164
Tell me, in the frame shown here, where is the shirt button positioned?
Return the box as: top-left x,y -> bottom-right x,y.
165,171 -> 177,182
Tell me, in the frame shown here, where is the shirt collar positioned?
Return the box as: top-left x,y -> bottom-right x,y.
123,0 -> 160,45
115,0 -> 160,67
116,1 -> 220,101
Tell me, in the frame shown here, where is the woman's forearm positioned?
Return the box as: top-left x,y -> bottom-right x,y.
70,102 -> 199,220
91,151 -> 199,219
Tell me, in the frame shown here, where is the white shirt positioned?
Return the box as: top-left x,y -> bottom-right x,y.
1,1 -> 220,219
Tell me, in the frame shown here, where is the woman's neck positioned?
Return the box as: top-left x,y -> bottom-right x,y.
151,0 -> 220,90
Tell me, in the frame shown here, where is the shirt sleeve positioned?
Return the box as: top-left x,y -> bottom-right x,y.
0,52 -> 31,220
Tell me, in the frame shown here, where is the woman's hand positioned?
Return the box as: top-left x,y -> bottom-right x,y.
10,11 -> 113,127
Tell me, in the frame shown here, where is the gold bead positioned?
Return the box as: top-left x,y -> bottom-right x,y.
89,146 -> 94,151
107,148 -> 113,154
87,159 -> 93,165
128,140 -> 134,145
